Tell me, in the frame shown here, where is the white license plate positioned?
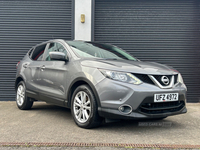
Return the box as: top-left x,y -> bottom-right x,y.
154,93 -> 179,102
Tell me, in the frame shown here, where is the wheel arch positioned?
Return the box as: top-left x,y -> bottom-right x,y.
66,77 -> 101,108
15,76 -> 25,92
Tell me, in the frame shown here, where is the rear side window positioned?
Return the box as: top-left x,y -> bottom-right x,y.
31,44 -> 46,61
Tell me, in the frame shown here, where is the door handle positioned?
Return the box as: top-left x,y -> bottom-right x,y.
40,65 -> 45,71
23,63 -> 28,68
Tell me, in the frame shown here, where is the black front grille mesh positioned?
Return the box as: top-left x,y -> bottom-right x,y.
133,74 -> 154,85
139,101 -> 185,114
174,74 -> 178,84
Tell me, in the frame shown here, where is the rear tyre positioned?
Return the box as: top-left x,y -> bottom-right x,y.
16,81 -> 33,110
71,85 -> 103,129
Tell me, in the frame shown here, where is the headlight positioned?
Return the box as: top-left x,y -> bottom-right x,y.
178,73 -> 184,84
99,69 -> 142,85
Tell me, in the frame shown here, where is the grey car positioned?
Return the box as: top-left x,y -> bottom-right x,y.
15,39 -> 187,128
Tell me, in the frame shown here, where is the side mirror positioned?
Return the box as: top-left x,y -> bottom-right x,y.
49,52 -> 68,61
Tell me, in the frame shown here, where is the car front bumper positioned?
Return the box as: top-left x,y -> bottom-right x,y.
95,78 -> 187,119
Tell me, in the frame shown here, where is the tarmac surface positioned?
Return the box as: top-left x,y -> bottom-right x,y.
0,102 -> 200,147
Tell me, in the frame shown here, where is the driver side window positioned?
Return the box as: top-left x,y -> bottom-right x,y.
44,42 -> 67,61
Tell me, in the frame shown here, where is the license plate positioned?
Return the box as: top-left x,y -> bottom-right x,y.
154,93 -> 179,102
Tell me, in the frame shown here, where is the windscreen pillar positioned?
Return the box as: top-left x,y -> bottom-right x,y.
75,0 -> 92,41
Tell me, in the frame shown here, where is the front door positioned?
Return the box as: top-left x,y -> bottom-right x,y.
38,42 -> 69,106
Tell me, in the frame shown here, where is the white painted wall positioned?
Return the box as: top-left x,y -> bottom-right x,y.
75,0 -> 92,41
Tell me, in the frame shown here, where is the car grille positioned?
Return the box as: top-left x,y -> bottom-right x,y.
133,74 -> 155,85
139,100 -> 185,115
174,74 -> 178,84
133,73 -> 179,88
153,75 -> 172,86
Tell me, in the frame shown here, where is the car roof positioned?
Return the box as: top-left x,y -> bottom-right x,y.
33,39 -> 112,49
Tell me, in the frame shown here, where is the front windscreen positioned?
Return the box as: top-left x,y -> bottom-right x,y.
66,41 -> 137,61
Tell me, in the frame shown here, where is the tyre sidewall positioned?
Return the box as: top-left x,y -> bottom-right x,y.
71,85 -> 97,128
16,81 -> 28,110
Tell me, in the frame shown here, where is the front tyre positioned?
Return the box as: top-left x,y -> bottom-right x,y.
71,85 -> 102,129
16,81 -> 33,110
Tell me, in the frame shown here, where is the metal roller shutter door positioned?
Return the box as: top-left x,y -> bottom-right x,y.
0,0 -> 73,101
94,0 -> 200,102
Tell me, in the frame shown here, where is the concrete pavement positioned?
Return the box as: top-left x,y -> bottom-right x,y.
0,102 -> 200,146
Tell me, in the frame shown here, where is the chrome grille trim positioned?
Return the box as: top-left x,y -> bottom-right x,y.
148,75 -> 174,89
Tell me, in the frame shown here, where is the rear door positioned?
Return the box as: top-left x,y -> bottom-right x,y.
38,42 -> 69,106
24,43 -> 47,99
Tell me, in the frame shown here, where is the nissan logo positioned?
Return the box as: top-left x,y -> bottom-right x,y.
161,76 -> 170,85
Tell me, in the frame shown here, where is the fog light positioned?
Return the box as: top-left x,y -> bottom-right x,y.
119,105 -> 132,114
119,106 -> 125,112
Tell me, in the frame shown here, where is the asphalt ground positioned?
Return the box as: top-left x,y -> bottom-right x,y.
0,102 -> 200,148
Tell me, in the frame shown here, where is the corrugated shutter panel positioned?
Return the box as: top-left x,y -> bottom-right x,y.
94,0 -> 200,102
0,0 -> 73,101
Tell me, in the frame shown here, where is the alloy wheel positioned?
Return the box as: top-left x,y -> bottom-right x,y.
73,91 -> 91,123
16,84 -> 25,106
